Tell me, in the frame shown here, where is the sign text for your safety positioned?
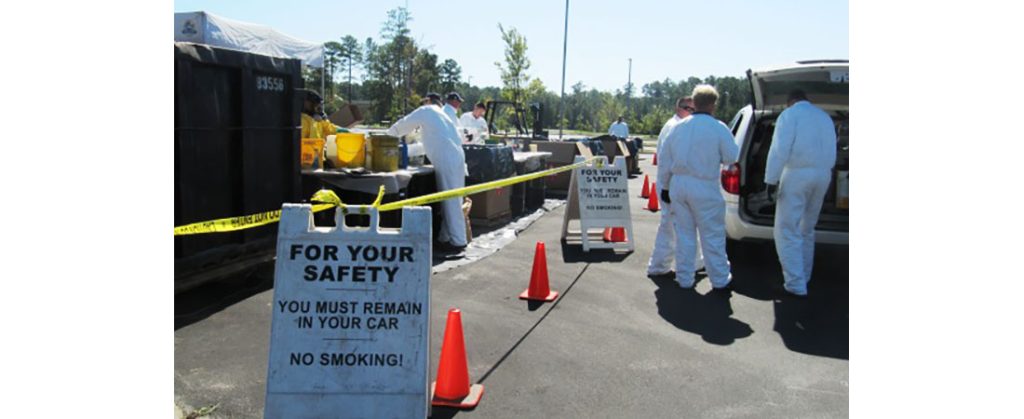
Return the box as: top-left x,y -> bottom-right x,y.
289,244 -> 415,283
581,167 -> 625,183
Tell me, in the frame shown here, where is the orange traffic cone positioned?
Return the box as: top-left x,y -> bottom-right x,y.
432,308 -> 485,408
520,242 -> 558,302
652,152 -> 658,166
646,182 -> 660,212
640,175 -> 650,198
603,227 -> 628,243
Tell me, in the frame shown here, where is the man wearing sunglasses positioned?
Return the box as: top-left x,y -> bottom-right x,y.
647,96 -> 705,278
657,86 -> 738,290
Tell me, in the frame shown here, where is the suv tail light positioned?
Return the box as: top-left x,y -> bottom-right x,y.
721,163 -> 740,195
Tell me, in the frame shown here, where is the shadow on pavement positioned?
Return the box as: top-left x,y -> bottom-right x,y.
648,275 -> 753,345
727,240 -> 849,360
174,263 -> 274,330
430,405 -> 473,419
559,240 -> 632,264
724,239 -> 785,300
773,297 -> 849,360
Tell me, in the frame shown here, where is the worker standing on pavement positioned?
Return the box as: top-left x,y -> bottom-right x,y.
657,85 -> 738,290
387,93 -> 469,255
764,89 -> 837,298
647,97 -> 705,277
458,102 -> 489,144
608,116 -> 629,138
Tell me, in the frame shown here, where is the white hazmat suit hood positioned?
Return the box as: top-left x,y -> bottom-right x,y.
387,105 -> 468,247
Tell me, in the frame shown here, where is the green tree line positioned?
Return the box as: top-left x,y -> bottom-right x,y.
306,7 -> 751,135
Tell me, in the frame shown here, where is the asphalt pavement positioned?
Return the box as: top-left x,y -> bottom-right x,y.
174,157 -> 849,418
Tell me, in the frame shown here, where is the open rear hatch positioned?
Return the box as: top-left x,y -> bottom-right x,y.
749,60 -> 849,112
740,61 -> 849,231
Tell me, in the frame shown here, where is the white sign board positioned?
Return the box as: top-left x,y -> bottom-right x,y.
561,156 -> 634,252
265,205 -> 432,418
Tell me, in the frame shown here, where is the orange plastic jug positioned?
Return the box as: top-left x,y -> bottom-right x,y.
300,138 -> 325,170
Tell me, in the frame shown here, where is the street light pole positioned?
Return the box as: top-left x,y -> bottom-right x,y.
558,0 -> 569,140
626,58 -> 632,119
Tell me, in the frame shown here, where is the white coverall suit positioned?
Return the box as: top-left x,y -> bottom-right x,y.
443,104 -> 461,127
657,114 -> 738,288
764,100 -> 837,296
459,112 -> 489,144
647,114 -> 705,276
387,105 -> 468,247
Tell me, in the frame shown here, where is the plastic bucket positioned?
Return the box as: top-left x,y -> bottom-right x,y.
300,138 -> 325,169
331,133 -> 366,168
370,135 -> 400,172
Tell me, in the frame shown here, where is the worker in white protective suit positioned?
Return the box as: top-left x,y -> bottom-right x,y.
387,93 -> 469,254
657,85 -> 738,290
764,89 -> 837,298
443,92 -> 464,127
458,102 -> 490,144
646,96 -> 705,277
608,116 -> 629,138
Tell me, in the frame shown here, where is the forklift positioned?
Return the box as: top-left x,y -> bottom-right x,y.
483,100 -> 548,141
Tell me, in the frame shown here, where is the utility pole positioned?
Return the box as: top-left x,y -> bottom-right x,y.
558,0 -> 569,140
626,58 -> 632,119
321,45 -> 326,100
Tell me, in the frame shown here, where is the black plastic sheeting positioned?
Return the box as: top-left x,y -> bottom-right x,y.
463,144 -> 515,185
432,199 -> 565,273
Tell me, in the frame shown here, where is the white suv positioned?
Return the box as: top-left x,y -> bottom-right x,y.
720,60 -> 849,244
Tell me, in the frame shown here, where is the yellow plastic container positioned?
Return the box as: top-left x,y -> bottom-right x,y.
329,133 -> 366,168
370,135 -> 400,172
300,138 -> 325,170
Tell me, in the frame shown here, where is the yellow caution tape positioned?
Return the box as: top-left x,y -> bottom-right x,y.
175,157 -> 599,235
173,189 -> 339,236
377,157 -> 598,211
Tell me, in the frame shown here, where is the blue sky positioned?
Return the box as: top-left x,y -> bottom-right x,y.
174,0 -> 848,92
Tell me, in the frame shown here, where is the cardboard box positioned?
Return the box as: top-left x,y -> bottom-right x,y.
463,198 -> 473,241
468,186 -> 511,220
534,141 -> 583,164
329,104 -> 364,128
533,141 -> 593,193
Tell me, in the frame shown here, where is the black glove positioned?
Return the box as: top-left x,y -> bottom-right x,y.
660,189 -> 671,204
766,184 -> 778,203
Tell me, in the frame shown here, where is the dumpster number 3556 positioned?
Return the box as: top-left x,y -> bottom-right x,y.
257,76 -> 285,92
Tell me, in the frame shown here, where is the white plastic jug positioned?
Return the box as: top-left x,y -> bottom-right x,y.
324,135 -> 338,161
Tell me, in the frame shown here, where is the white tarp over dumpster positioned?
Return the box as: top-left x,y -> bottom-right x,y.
174,11 -> 323,68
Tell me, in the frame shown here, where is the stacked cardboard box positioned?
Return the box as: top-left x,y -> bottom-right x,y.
468,186 -> 511,225
533,141 -> 593,195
